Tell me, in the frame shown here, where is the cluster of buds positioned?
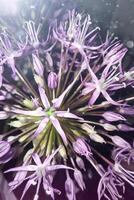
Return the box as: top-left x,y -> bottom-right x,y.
0,10 -> 133,200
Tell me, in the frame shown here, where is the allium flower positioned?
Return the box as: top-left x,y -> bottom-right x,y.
112,139 -> 134,164
0,10 -> 134,200
0,31 -> 25,76
97,166 -> 125,200
5,146 -> 73,200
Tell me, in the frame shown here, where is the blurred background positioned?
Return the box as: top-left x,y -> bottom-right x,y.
0,0 -> 134,199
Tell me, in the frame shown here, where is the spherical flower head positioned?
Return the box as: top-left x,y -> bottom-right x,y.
0,9 -> 133,200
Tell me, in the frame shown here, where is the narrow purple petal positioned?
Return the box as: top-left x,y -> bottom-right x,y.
44,146 -> 61,165
101,63 -> 112,79
50,116 -> 68,145
38,86 -> 50,109
11,108 -> 45,117
88,89 -> 100,106
5,165 -> 37,173
32,54 -> 44,76
33,117 -> 49,138
101,90 -> 120,105
9,170 -> 27,190
56,111 -> 83,120
82,82 -> 95,95
20,178 -> 36,200
47,165 -> 74,171
32,153 -> 42,165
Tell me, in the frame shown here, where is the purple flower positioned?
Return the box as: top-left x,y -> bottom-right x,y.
101,34 -> 127,69
112,141 -> 134,164
0,31 -> 25,75
82,64 -> 123,106
53,10 -> 102,56
24,21 -> 40,48
10,84 -> 82,146
5,147 -> 74,200
114,162 -> 134,187
97,166 -> 125,200
0,9 -> 133,200
24,21 -> 54,52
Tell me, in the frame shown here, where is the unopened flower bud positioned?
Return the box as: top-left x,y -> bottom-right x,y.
73,138 -> 91,157
102,112 -> 126,122
23,99 -> 34,109
89,132 -> 106,144
103,123 -> 117,131
9,121 -> 23,128
32,54 -> 44,76
117,124 -> 134,132
48,72 -> 58,89
82,123 -> 106,143
81,123 -> 96,134
118,107 -> 134,115
74,169 -> 85,190
110,136 -> 131,148
76,157 -> 86,171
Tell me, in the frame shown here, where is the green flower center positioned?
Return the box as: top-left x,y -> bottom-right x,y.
46,107 -> 55,117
